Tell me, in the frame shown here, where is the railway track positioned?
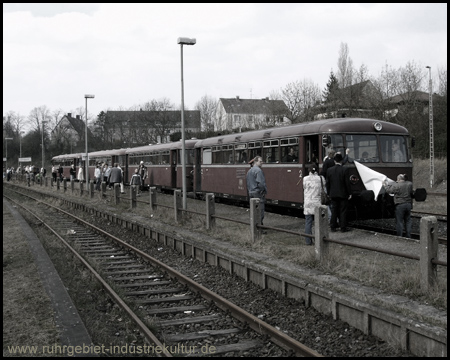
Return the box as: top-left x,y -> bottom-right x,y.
4,190 -> 322,357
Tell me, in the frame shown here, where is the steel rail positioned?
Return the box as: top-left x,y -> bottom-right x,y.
6,189 -> 322,357
4,194 -> 172,357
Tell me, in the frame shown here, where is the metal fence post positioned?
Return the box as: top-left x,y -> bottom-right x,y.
101,181 -> 106,198
89,180 -> 94,198
174,189 -> 182,223
249,198 -> 261,242
114,183 -> 120,204
206,193 -> 215,229
420,216 -> 438,291
315,205 -> 329,262
149,187 -> 157,211
131,185 -> 137,209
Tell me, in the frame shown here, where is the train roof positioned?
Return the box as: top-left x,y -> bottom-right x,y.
125,140 -> 197,155
194,118 -> 409,147
89,148 -> 127,157
51,153 -> 83,161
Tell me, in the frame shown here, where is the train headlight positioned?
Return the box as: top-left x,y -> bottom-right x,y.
350,175 -> 359,185
373,122 -> 382,131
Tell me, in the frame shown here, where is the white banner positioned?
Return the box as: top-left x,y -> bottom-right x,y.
354,161 -> 394,200
19,157 -> 32,162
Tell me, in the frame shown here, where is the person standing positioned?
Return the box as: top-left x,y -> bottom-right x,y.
52,165 -> 57,182
94,164 -> 102,191
117,163 -> 125,194
303,163 -> 324,245
108,163 -> 122,190
246,156 -> 267,230
326,153 -> 352,232
58,164 -> 63,181
138,161 -> 147,191
384,174 -> 414,238
78,165 -> 84,183
104,163 -> 112,189
130,168 -> 142,195
69,164 -> 76,181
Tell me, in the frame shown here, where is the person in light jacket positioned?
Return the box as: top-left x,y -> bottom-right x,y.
303,163 -> 324,245
108,163 -> 122,190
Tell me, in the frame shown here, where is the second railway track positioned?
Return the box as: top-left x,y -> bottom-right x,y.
4,190 -> 321,357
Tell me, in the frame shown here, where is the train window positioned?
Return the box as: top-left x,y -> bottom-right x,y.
281,138 -> 299,163
380,135 -> 407,162
212,146 -> 222,164
234,143 -> 248,163
222,145 -> 234,164
248,141 -> 262,162
345,135 -> 379,162
178,149 -> 195,165
202,148 -> 212,165
263,139 -> 279,163
161,151 -> 170,165
322,134 -> 344,160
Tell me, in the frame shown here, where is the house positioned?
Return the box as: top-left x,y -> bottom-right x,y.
52,113 -> 96,153
97,110 -> 201,147
386,90 -> 438,118
215,96 -> 291,132
315,80 -> 378,120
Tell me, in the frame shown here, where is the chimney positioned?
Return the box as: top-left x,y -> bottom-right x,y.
67,113 -> 72,118
266,97 -> 269,101
76,115 -> 80,120
236,96 -> 240,100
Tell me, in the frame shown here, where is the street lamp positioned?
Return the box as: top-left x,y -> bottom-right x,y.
19,131 -> 25,167
41,121 -> 47,171
84,94 -> 95,183
5,137 -> 13,170
425,66 -> 434,188
177,36 -> 196,210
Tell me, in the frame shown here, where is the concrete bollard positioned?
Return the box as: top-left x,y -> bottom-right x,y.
149,187 -> 157,211
114,183 -> 120,204
315,205 -> 329,262
249,198 -> 261,242
45,177 -> 48,187
174,190 -> 182,223
80,180 -> 84,196
57,178 -> 60,190
89,180 -> 94,198
131,185 -> 137,208
63,178 -> 67,193
101,182 -> 106,197
420,216 -> 438,291
206,193 -> 215,230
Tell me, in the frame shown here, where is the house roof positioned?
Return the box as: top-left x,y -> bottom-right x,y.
219,97 -> 289,115
105,110 -> 201,128
389,90 -> 438,104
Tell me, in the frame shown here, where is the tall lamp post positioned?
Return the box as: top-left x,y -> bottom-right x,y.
41,121 -> 47,171
5,137 -> 14,171
19,131 -> 25,167
177,37 -> 196,210
84,94 -> 95,184
425,66 -> 434,188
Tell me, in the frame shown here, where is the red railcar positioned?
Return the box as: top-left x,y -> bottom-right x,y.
51,153 -> 83,179
194,118 -> 413,219
88,148 -> 128,183
125,140 -> 197,191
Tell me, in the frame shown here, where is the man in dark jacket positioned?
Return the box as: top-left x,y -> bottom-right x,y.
326,153 -> 352,232
108,163 -> 122,190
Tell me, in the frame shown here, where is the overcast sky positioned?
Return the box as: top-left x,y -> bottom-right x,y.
3,3 -> 447,124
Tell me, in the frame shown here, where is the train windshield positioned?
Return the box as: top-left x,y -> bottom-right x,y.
380,135 -> 408,162
345,135 -> 379,163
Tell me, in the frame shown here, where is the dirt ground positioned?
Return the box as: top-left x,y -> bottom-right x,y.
3,201 -> 61,357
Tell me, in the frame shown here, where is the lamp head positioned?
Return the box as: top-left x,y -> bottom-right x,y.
177,37 -> 196,45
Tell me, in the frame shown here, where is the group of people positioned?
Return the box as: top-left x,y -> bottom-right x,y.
246,148 -> 414,245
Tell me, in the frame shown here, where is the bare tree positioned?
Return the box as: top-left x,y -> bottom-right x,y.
336,42 -> 354,89
281,80 -> 322,122
194,95 -> 217,131
27,105 -> 51,132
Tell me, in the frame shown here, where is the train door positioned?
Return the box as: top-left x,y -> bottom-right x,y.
194,148 -> 202,195
171,150 -> 177,189
303,136 -> 319,175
